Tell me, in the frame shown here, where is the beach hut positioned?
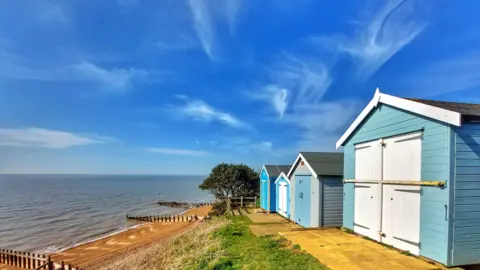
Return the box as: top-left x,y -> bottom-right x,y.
274,172 -> 291,218
260,165 -> 291,213
288,152 -> 344,228
336,88 -> 480,267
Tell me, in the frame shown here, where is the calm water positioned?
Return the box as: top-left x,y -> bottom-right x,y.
0,174 -> 212,253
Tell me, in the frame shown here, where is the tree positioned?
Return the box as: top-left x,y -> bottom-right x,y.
199,163 -> 259,201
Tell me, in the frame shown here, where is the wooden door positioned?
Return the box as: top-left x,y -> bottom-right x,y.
382,132 -> 422,255
354,140 -> 382,241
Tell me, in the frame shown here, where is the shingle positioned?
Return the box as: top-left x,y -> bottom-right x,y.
264,165 -> 291,178
300,152 -> 344,176
407,98 -> 480,117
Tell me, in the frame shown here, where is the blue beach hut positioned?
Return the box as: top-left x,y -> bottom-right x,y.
336,88 -> 480,267
260,165 -> 291,213
287,152 -> 344,228
274,172 -> 291,218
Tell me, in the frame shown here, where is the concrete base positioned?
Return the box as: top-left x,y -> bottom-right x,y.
280,229 -> 443,270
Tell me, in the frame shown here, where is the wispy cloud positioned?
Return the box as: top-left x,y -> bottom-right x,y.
251,53 -> 332,118
248,85 -> 289,118
174,98 -> 248,129
211,136 -> 274,154
272,53 -> 332,106
317,0 -> 426,81
0,46 -> 154,93
0,127 -> 114,149
187,0 -> 242,59
73,61 -> 151,93
144,147 -> 209,156
403,52 -> 480,97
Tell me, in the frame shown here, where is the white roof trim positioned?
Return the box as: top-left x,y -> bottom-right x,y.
336,88 -> 462,149
261,165 -> 270,179
274,172 -> 291,185
286,153 -> 318,179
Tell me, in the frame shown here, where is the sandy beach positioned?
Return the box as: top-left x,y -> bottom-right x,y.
50,206 -> 212,269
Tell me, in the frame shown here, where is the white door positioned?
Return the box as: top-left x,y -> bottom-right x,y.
278,184 -> 287,216
382,132 -> 422,255
354,140 -> 382,241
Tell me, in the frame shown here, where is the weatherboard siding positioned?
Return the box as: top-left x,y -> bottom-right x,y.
452,123 -> 480,266
322,176 -> 343,227
342,104 -> 451,265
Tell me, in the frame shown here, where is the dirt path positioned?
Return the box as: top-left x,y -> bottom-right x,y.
50,206 -> 212,269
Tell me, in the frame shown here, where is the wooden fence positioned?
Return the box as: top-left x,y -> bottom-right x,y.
0,249 -> 83,270
226,196 -> 257,213
126,214 -> 212,223
156,201 -> 213,208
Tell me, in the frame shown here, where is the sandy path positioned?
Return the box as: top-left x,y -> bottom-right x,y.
50,206 -> 212,269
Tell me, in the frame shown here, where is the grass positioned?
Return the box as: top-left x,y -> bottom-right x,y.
101,218 -> 229,270
101,215 -> 328,270
211,215 -> 328,270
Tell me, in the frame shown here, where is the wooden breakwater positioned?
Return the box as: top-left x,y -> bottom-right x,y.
126,214 -> 213,223
156,201 -> 213,208
0,249 -> 83,270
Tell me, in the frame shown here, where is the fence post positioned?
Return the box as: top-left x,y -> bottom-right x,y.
240,196 -> 243,208
226,197 -> 231,215
255,196 -> 257,208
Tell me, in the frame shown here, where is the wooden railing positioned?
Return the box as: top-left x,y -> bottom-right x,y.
127,214 -> 213,223
0,249 -> 83,270
226,196 -> 257,213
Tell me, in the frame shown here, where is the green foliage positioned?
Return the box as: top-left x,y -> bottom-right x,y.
293,244 -> 301,250
200,163 -> 260,201
212,216 -> 329,270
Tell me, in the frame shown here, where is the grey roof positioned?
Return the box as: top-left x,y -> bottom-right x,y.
300,152 -> 344,176
407,98 -> 480,117
264,165 -> 291,178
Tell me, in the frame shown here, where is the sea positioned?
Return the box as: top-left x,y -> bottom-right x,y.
0,174 -> 212,253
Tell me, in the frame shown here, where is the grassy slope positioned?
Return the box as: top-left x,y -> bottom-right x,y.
101,215 -> 327,270
211,216 -> 328,270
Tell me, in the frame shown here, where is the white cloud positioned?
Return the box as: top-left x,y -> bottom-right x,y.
317,0 -> 426,81
248,85 -> 289,118
177,99 -> 248,129
187,0 -> 242,59
403,53 -> 480,97
144,147 -> 209,156
272,54 -> 332,106
73,61 -> 149,93
0,48 -> 152,93
252,53 -> 332,119
282,101 -> 361,152
0,128 -> 114,149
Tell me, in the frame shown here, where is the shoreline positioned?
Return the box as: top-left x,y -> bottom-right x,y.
51,205 -> 212,269
58,208 -> 191,253
33,208 -> 191,255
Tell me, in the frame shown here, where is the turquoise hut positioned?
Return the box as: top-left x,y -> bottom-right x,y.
288,152 -> 344,228
260,165 -> 291,213
337,89 -> 480,267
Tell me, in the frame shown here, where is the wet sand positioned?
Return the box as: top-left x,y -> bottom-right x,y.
51,206 -> 212,269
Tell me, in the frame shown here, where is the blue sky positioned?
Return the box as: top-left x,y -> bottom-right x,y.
1,0 -> 480,174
